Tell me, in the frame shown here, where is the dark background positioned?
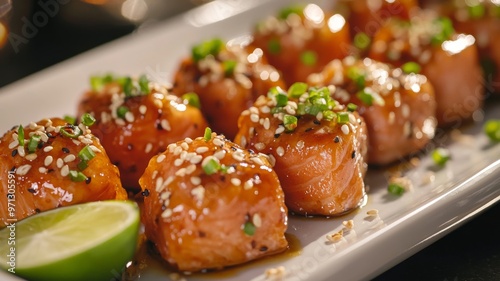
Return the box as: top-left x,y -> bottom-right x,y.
0,1 -> 499,280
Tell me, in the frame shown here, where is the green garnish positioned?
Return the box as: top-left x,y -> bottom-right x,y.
278,5 -> 303,19
116,106 -> 129,119
182,92 -> 201,109
78,146 -> 96,163
356,90 -> 374,106
323,110 -> 336,121
283,115 -> 298,131
432,148 -> 451,166
337,112 -> 350,124
431,17 -> 455,45
388,183 -> 406,195
287,82 -> 308,98
27,135 -> 41,154
138,74 -> 150,94
268,38 -> 281,55
300,51 -> 317,66
353,32 -> 371,51
468,4 -> 485,19
204,127 -> 212,142
347,103 -> 358,112
202,157 -> 220,175
77,161 -> 88,171
64,115 -> 76,125
401,61 -> 421,74
81,113 -> 96,127
90,74 -> 114,91
275,93 -> 288,107
119,77 -> 134,97
17,125 -> 25,146
69,170 -> 88,182
347,67 -> 366,89
222,60 -> 237,76
59,125 -> 82,139
484,119 -> 500,142
242,221 -> 256,236
192,38 -> 224,62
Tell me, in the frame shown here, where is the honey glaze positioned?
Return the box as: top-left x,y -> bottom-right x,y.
122,233 -> 301,280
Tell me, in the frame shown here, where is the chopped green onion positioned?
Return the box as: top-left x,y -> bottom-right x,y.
323,110 -> 336,121
347,67 -> 366,89
468,4 -> 485,19
242,221 -> 256,236
192,38 -> 224,62
388,183 -> 405,195
337,112 -> 350,124
283,115 -> 298,131
287,82 -> 308,98
202,158 -> 220,175
77,161 -> 89,171
204,127 -> 212,142
275,93 -> 288,107
64,115 -> 76,125
182,92 -> 201,109
484,119 -> 500,142
432,148 -> 451,166
17,125 -> 25,146
300,50 -> 317,66
222,60 -> 237,76
90,74 -> 113,91
69,170 -> 88,182
353,32 -> 371,51
78,146 -> 96,162
81,113 -> 96,127
278,5 -> 303,19
59,125 -> 82,139
347,103 -> 358,112
268,38 -> 281,55
401,61 -> 421,74
138,74 -> 150,94
356,90 -> 374,106
27,135 -> 41,153
121,77 -> 134,97
116,106 -> 129,119
431,17 -> 455,45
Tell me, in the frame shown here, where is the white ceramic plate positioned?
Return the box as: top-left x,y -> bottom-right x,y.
1,0 -> 499,280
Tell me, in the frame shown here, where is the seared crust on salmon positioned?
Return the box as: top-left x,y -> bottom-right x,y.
308,57 -> 437,165
77,75 -> 208,191
139,132 -> 288,272
0,117 -> 126,226
235,84 -> 368,216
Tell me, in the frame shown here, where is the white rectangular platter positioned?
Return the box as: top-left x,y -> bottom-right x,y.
1,0 -> 499,280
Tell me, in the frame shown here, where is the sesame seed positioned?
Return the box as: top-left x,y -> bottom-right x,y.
89,145 -> 101,153
179,151 -> 188,160
145,143 -> 153,153
80,137 -> 93,145
38,167 -> 47,174
160,191 -> 170,201
190,176 -> 201,185
155,177 -> 164,192
249,106 -> 259,114
240,136 -> 247,148
157,154 -> 166,163
161,119 -> 171,131
180,142 -> 189,150
195,146 -> 209,154
275,126 -> 285,135
267,154 -> 276,167
16,164 -> 32,176
251,156 -> 265,166
263,118 -> 270,130
366,209 -> 379,216
184,137 -> 193,144
139,105 -> 147,115
214,150 -> 226,160
174,158 -> 184,166
231,178 -> 241,186
185,164 -> 196,175
232,151 -> 245,162
341,124 -> 350,135
8,140 -> 19,150
276,146 -> 285,157
190,155 -> 203,164
61,165 -> 70,177
250,114 -> 259,123
17,146 -> 25,157
191,186 -> 205,201
151,170 -> 158,180
173,146 -> 183,155
254,142 -> 266,151
260,106 -> 270,113
342,220 -> 354,230
56,158 -> 63,169
161,208 -> 173,218
296,140 -> 304,149
125,111 -> 135,123
244,179 -> 254,190
175,168 -> 187,177
25,154 -> 37,161
72,139 -> 81,146
253,213 -> 262,227
213,137 -> 223,147
64,154 -> 76,163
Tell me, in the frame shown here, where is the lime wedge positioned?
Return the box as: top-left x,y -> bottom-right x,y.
0,200 -> 140,281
